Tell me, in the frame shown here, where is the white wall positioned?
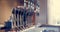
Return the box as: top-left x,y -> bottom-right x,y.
48,0 -> 60,25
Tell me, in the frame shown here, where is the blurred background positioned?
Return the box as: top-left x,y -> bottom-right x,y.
0,0 -> 60,25
0,0 -> 60,32
0,0 -> 47,25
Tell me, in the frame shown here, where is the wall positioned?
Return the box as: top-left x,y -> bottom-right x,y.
36,0 -> 48,25
0,0 -> 17,24
48,0 -> 60,25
